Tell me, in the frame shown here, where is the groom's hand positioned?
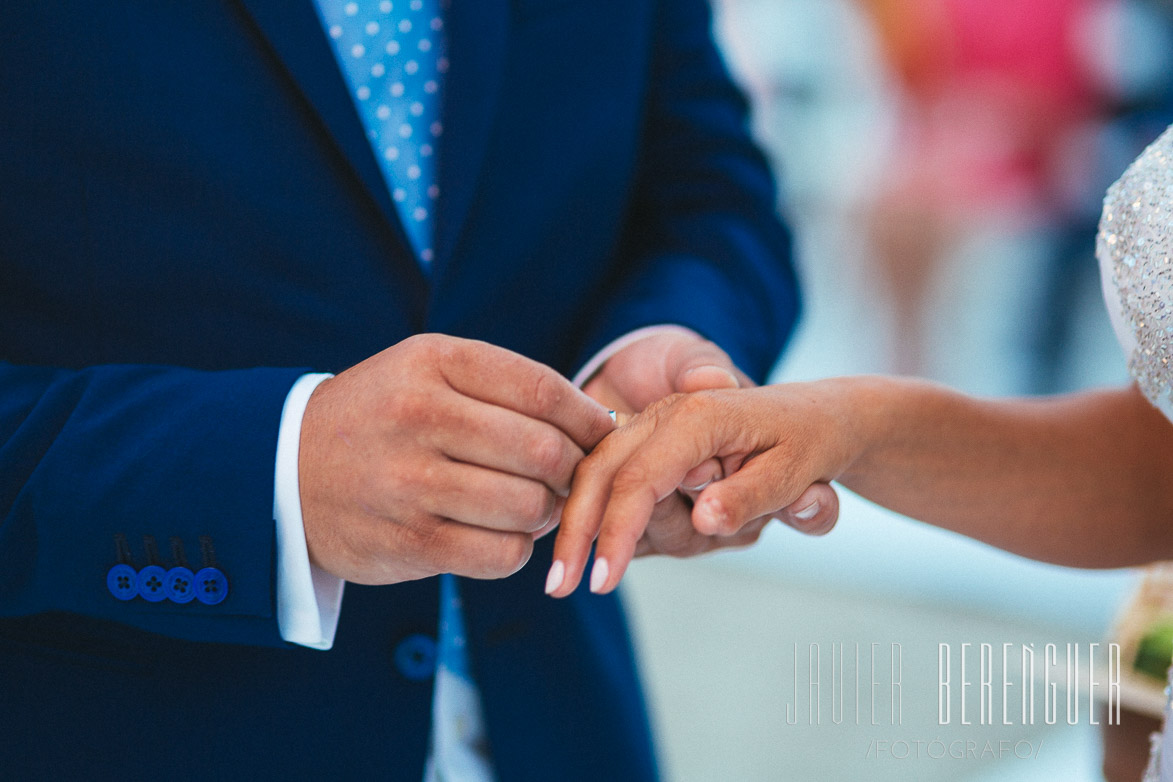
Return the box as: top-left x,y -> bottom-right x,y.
299,334 -> 615,585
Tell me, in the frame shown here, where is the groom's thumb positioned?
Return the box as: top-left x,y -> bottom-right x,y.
679,364 -> 740,393
668,339 -> 743,393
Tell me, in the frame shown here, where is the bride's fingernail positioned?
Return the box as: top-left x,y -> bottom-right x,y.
589,557 -> 610,594
545,560 -> 565,595
680,478 -> 714,492
794,501 -> 820,522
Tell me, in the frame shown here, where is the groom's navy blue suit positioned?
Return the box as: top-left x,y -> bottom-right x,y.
0,1 -> 798,778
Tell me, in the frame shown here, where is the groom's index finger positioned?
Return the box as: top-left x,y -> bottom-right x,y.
439,338 -> 615,450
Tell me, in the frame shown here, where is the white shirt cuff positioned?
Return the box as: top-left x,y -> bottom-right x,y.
273,372 -> 344,650
571,324 -> 702,387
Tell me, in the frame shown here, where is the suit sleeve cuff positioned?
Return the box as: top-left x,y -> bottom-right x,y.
273,372 -> 345,650
571,325 -> 701,387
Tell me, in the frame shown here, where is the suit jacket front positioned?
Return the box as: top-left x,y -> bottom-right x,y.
0,0 -> 799,778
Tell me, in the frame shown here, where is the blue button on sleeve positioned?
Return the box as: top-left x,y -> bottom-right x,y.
136,565 -> 168,603
106,564 -> 139,601
194,567 -> 229,605
164,566 -> 197,604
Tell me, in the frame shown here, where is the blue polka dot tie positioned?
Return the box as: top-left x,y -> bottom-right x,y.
317,0 -> 448,267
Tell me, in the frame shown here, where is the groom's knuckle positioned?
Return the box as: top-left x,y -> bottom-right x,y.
515,486 -> 555,532
495,535 -> 534,576
465,533 -> 531,578
527,370 -> 564,418
529,431 -> 572,479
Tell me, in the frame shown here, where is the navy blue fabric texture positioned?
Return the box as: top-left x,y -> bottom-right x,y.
0,0 -> 799,778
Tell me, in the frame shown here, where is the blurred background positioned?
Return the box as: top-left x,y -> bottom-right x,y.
619,1 -> 1173,779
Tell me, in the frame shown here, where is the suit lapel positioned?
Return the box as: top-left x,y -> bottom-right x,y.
232,0 -> 417,269
432,0 -> 510,274
232,0 -> 510,282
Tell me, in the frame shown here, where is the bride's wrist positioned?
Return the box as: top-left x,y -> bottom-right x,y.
821,374 -> 910,484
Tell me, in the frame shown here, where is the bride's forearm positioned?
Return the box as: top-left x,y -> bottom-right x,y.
827,377 -> 1173,567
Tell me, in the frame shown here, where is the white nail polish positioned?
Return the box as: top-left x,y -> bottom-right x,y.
589,557 -> 610,593
794,502 -> 820,521
545,560 -> 565,595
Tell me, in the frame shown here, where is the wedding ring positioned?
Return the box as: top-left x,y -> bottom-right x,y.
607,410 -> 633,427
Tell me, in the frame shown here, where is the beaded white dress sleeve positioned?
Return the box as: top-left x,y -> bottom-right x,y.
1097,124 -> 1173,782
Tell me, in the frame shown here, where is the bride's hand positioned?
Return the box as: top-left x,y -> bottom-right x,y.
546,383 -> 854,597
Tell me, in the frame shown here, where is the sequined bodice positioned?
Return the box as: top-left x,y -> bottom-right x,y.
1098,126 -> 1173,782
1098,125 -> 1173,421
